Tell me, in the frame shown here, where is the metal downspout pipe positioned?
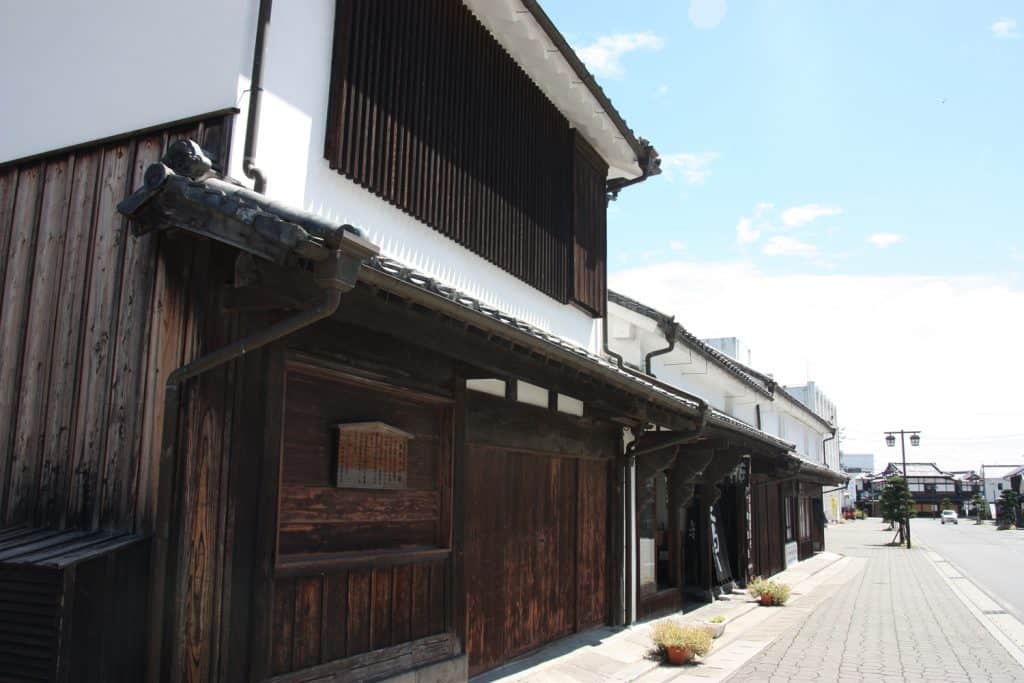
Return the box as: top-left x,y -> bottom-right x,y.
243,0 -> 272,193
821,429 -> 837,467
602,311 -> 625,369
644,318 -> 678,377
821,429 -> 838,520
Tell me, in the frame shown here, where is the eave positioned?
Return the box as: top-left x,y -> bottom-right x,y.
462,0 -> 658,183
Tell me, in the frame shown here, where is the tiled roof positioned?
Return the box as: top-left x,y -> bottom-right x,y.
880,462 -> 951,478
366,258 -> 800,456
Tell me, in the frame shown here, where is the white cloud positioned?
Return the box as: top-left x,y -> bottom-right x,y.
762,235 -> 818,257
575,32 -> 664,79
867,232 -> 905,248
991,17 -> 1019,39
670,240 -> 686,251
689,0 -> 727,29
754,201 -> 774,219
661,152 -> 718,184
780,204 -> 843,227
736,217 -> 760,245
609,260 -> 1024,470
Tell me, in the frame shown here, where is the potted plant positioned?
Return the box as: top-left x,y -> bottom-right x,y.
747,576 -> 769,604
651,620 -> 713,665
767,581 -> 792,605
701,614 -> 726,638
748,577 -> 791,606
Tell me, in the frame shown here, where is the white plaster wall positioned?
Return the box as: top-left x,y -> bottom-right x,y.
607,302 -> 761,424
0,0 -> 254,163
225,0 -> 601,351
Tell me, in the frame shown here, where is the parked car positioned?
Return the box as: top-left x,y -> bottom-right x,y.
941,509 -> 959,525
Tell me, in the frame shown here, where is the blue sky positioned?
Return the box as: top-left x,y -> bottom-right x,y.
544,0 -> 1024,277
543,0 -> 1024,470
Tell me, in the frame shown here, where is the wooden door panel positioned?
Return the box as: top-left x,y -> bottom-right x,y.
577,459 -> 608,629
465,447 -> 606,675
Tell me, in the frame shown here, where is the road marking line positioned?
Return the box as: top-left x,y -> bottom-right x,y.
919,542 -> 1024,667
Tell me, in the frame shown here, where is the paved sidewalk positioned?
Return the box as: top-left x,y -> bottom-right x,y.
477,521 -> 1024,683
476,549 -> 848,682
724,521 -> 1024,683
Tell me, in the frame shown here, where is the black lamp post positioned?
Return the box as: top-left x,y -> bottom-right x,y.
884,429 -> 921,548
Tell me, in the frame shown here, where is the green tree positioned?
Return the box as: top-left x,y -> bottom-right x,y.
971,492 -> 986,524
940,497 -> 953,512
996,489 -> 1019,529
880,476 -> 914,546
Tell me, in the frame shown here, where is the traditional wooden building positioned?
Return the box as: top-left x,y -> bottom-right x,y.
606,292 -> 846,615
869,463 -> 973,517
0,1 -> 851,681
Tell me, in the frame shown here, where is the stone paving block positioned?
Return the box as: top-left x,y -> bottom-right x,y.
721,523 -> 1024,682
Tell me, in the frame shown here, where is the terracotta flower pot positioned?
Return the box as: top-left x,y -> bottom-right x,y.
759,593 -> 774,606
666,646 -> 692,665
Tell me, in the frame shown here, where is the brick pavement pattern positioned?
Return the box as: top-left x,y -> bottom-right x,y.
724,523 -> 1024,683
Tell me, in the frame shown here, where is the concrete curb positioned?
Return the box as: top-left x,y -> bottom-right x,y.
919,542 -> 1024,668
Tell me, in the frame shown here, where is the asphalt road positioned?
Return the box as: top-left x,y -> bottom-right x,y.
911,516 -> 1024,622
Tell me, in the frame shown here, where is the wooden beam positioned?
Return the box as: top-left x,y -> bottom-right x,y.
466,393 -> 619,461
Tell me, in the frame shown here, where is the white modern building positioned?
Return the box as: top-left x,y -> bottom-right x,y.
841,453 -> 875,474
981,464 -> 1024,504
784,382 -> 842,520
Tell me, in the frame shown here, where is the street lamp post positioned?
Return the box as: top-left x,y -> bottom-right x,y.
884,429 -> 921,549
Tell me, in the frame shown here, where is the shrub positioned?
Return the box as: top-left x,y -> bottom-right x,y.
767,581 -> 792,605
748,577 -> 792,605
651,620 -> 713,658
997,489 -> 1019,529
746,576 -> 767,599
709,615 -> 725,624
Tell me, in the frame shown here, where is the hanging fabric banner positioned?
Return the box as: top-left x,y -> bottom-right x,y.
709,501 -> 733,584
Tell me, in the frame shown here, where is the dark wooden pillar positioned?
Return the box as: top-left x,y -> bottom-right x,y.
670,447 -> 713,594
451,370 -> 468,650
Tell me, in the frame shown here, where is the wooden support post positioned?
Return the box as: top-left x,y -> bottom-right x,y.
451,370 -> 467,650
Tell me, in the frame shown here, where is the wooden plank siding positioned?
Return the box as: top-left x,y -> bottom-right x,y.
464,443 -> 611,676
0,115 -> 232,533
0,114 -> 249,683
325,0 -> 608,314
268,362 -> 454,677
751,478 -> 784,578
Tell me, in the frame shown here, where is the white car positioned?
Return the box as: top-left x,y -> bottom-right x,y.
941,509 -> 958,525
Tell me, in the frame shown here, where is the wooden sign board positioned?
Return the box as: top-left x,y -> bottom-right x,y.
335,422 -> 413,489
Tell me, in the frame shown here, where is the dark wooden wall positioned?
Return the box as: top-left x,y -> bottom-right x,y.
576,458 -> 609,629
0,114 -> 266,683
270,559 -> 448,676
325,0 -> 608,314
463,396 -> 614,676
0,115 -> 232,534
269,363 -> 453,678
751,479 -> 783,577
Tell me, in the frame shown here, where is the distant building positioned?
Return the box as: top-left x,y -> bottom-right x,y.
868,463 -> 968,516
841,453 -> 875,474
702,337 -> 753,366
980,464 -> 1023,504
